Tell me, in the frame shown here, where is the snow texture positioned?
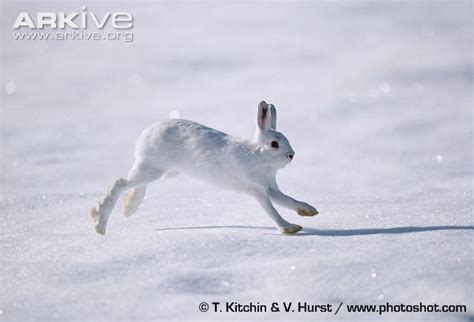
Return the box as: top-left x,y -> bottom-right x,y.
1,1 -> 473,321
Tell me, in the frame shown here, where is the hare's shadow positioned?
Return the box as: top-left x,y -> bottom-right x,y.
155,225 -> 474,236
298,225 -> 474,236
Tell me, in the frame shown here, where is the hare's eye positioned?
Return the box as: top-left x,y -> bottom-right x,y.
271,141 -> 279,148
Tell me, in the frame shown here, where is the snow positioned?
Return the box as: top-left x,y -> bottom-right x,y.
1,1 -> 473,321
4,81 -> 16,95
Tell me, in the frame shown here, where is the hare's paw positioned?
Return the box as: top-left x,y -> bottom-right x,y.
279,224 -> 303,235
123,189 -> 140,217
90,205 -> 106,235
297,203 -> 319,217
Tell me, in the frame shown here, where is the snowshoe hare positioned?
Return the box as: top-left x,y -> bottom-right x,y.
91,101 -> 318,235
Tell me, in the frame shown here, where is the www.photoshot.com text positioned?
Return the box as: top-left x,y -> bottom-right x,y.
198,301 -> 467,316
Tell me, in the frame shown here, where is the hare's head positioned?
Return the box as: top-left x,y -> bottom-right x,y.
254,101 -> 295,169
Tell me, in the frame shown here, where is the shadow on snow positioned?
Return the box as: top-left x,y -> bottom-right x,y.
155,225 -> 474,237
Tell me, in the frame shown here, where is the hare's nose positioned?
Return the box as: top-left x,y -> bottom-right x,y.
287,152 -> 294,160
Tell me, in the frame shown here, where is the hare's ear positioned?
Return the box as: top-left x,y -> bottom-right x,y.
269,104 -> 277,130
257,100 -> 276,131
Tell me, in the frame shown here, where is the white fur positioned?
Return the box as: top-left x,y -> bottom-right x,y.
90,101 -> 318,235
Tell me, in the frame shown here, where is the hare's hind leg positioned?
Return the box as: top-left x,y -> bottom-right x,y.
124,168 -> 180,216
123,162 -> 164,217
123,186 -> 146,217
91,178 -> 133,235
91,161 -> 164,235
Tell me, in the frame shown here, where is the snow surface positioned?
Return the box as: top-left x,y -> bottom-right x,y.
1,1 -> 473,321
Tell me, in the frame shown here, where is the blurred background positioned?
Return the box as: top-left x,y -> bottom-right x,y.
1,1 -> 472,320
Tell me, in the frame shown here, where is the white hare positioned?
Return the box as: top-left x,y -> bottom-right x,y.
91,101 -> 318,235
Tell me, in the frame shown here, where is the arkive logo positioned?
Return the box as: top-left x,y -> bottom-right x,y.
11,6 -> 134,42
13,6 -> 134,30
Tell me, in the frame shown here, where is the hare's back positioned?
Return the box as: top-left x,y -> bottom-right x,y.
137,119 -> 229,159
160,119 -> 228,144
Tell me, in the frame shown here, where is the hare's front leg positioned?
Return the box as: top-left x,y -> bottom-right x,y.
255,194 -> 302,235
269,188 -> 319,217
